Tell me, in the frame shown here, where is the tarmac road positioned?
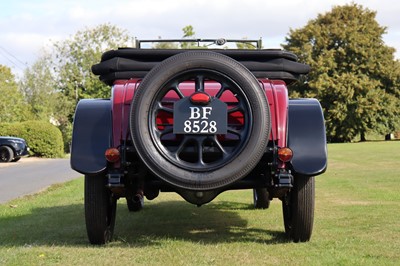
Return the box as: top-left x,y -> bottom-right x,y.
0,157 -> 81,204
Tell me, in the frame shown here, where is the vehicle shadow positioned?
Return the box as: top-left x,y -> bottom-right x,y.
0,200 -> 288,247
115,200 -> 288,246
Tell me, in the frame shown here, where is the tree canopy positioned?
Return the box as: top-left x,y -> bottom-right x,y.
180,25 -> 197,49
283,3 -> 400,142
0,65 -> 31,123
19,53 -> 58,121
53,23 -> 135,103
17,24 -> 135,151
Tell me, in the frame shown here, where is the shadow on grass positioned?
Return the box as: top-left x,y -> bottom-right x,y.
115,200 -> 288,246
0,200 -> 288,247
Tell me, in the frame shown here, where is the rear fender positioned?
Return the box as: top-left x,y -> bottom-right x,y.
287,99 -> 327,176
70,99 -> 112,175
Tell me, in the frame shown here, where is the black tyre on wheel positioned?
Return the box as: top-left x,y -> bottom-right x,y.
126,195 -> 144,212
84,174 -> 117,245
253,188 -> 270,209
130,51 -> 270,190
11,157 -> 21,162
282,175 -> 315,242
0,146 -> 14,162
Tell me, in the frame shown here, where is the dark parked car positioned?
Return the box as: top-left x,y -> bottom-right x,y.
71,39 -> 327,245
0,136 -> 29,162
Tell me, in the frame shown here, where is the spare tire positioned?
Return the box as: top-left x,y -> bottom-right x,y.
130,51 -> 270,190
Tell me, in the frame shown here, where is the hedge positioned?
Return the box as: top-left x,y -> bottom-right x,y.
0,121 -> 64,158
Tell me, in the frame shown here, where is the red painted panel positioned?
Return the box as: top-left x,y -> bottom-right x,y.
111,78 -> 288,149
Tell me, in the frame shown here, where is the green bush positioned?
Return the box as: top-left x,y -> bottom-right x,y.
0,121 -> 64,158
0,123 -> 23,136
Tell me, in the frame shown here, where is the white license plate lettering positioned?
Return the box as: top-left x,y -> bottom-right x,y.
189,106 -> 213,120
184,120 -> 217,133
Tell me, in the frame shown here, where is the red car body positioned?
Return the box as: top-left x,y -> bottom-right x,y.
111,78 -> 289,161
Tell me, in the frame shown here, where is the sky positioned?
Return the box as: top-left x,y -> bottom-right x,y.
1,0 -> 399,77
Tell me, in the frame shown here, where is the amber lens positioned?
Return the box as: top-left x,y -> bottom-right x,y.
105,148 -> 120,163
278,147 -> 293,162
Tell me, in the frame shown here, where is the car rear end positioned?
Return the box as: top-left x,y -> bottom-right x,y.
71,39 -> 327,244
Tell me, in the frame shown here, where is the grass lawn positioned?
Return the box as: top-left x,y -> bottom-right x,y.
0,141 -> 399,265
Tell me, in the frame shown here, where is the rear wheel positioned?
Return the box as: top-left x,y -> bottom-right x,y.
84,174 -> 117,245
11,157 -> 21,162
126,195 -> 144,212
282,175 -> 315,242
0,146 -> 14,162
253,188 -> 270,209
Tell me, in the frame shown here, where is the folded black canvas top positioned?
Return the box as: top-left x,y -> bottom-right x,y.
92,48 -> 310,85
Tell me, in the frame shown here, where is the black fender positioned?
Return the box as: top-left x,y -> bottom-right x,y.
70,99 -> 112,175
287,99 -> 327,176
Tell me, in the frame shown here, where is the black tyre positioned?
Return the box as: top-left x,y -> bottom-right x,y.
253,188 -> 270,209
0,146 -> 14,162
130,51 -> 270,190
282,175 -> 315,242
126,195 -> 144,212
84,174 -> 117,245
11,157 -> 21,162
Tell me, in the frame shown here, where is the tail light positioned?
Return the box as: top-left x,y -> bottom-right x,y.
190,92 -> 211,105
278,147 -> 293,162
105,148 -> 120,163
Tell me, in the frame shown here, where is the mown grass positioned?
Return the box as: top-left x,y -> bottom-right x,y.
0,141 -> 399,265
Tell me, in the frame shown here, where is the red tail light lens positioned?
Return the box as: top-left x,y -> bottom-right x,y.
190,92 -> 211,105
105,148 -> 120,163
278,147 -> 293,162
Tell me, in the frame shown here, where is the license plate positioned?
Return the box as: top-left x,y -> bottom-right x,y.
173,97 -> 227,134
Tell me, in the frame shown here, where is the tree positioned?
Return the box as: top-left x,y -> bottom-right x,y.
283,4 -> 400,142
20,53 -> 58,121
181,25 -> 198,49
24,24 -> 135,151
19,53 -> 76,152
0,65 -> 31,123
53,23 -> 135,103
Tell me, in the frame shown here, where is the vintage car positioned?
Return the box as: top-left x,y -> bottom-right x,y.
0,136 -> 29,162
71,39 -> 327,244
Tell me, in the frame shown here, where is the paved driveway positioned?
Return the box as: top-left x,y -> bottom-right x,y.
0,157 -> 80,204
